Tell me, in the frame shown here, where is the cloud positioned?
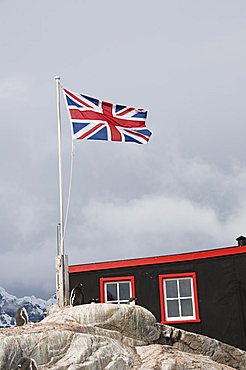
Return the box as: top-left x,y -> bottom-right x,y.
1,132 -> 246,299
70,195 -> 220,257
0,0 -> 246,299
65,147 -> 246,266
0,239 -> 56,299
68,184 -> 246,266
0,77 -> 30,100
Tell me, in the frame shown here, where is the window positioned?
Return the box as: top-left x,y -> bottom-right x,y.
159,273 -> 200,324
100,276 -> 135,304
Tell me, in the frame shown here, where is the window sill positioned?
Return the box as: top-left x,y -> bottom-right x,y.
161,318 -> 201,324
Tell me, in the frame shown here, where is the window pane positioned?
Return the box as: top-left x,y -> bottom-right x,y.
181,299 -> 193,316
106,283 -> 117,301
167,299 -> 179,317
119,282 -> 130,300
165,280 -> 178,298
179,279 -> 191,297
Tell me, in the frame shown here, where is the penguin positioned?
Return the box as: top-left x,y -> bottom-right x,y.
128,297 -> 137,305
162,327 -> 181,346
70,283 -> 84,306
16,357 -> 38,369
88,297 -> 100,304
15,306 -> 29,326
162,327 -> 173,345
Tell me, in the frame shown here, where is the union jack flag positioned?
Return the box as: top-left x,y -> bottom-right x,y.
63,88 -> 152,144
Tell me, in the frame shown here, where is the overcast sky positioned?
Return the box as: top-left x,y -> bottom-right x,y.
0,1 -> 246,298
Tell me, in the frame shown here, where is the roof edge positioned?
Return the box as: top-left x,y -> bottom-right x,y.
68,245 -> 246,273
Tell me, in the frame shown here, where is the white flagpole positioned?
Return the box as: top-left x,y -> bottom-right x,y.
55,76 -> 64,254
55,76 -> 69,307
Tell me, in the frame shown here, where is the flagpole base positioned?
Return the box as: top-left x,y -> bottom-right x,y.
56,254 -> 70,307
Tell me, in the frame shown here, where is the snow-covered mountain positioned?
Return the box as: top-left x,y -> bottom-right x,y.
0,286 -> 55,327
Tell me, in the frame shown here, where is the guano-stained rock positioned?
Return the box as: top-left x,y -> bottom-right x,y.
44,303 -> 160,344
136,344 -> 236,370
159,324 -> 246,369
0,304 -> 245,369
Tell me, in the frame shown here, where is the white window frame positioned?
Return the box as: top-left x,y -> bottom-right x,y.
104,280 -> 132,304
163,277 -> 196,321
159,272 -> 200,324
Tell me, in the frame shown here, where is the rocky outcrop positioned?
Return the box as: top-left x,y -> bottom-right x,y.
159,324 -> 246,370
136,345 -> 236,370
0,304 -> 245,369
